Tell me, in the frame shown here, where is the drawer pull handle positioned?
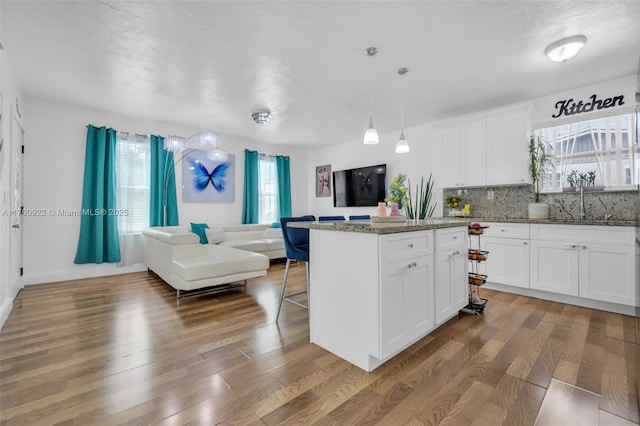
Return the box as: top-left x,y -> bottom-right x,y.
406,261 -> 417,269
408,243 -> 414,248
523,242 -> 528,245
501,229 -> 505,232
453,236 -> 457,240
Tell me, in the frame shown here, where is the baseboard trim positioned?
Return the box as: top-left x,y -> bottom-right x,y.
0,297 -> 14,330
484,281 -> 638,317
23,264 -> 147,285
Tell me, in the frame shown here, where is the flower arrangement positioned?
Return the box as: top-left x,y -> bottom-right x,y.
445,195 -> 462,208
385,173 -> 409,209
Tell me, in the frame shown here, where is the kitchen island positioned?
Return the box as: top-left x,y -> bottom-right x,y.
291,219 -> 469,372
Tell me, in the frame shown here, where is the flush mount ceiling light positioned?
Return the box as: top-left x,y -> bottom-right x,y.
395,67 -> 410,154
252,110 -> 272,125
363,46 -> 379,145
545,35 -> 587,62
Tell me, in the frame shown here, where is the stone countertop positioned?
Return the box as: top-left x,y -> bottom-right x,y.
288,219 -> 470,235
465,217 -> 638,227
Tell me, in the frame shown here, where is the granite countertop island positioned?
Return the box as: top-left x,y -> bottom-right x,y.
289,218 -> 470,234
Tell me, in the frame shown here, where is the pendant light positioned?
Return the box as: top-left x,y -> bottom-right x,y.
363,47 -> 379,145
395,67 -> 410,154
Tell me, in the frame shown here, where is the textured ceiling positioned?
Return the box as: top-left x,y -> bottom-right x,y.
2,1 -> 639,147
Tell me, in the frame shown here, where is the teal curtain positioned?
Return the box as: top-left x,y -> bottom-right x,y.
276,155 -> 292,218
73,125 -> 121,264
149,135 -> 178,226
242,149 -> 259,224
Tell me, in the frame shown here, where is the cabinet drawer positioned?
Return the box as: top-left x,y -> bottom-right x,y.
482,222 -> 529,239
435,227 -> 467,251
380,231 -> 433,263
530,224 -> 634,245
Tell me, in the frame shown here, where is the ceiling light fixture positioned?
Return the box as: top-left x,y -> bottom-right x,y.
252,110 -> 272,125
545,35 -> 587,62
395,67 -> 410,154
363,46 -> 379,145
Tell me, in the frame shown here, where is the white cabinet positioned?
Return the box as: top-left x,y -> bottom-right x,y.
529,225 -> 636,305
482,222 -> 530,289
437,104 -> 529,188
435,227 -> 468,324
309,227 -> 455,372
380,254 -> 433,358
485,111 -> 529,185
439,124 -> 462,188
438,120 -> 486,187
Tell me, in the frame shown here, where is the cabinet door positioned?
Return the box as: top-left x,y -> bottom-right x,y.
380,255 -> 434,359
486,113 -> 528,185
483,237 -> 530,288
459,120 -> 486,186
530,240 -> 579,296
579,243 -> 636,306
435,246 -> 466,325
439,125 -> 461,188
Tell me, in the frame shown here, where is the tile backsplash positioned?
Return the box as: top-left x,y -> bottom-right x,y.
443,185 -> 639,221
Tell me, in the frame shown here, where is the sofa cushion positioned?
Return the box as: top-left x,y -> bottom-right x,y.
190,222 -> 209,244
262,238 -> 285,251
174,245 -> 269,281
262,228 -> 283,239
205,227 -> 227,244
219,239 -> 269,253
142,227 -> 199,245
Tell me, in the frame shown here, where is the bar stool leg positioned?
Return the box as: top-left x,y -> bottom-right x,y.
276,258 -> 292,322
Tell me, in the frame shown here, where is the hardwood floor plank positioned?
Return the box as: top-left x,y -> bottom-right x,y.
1,268 -> 639,425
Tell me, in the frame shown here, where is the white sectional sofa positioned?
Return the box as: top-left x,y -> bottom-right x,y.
207,224 -> 285,260
142,226 -> 271,298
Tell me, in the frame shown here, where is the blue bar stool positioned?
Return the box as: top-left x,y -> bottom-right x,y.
318,215 -> 345,222
277,216 -> 315,321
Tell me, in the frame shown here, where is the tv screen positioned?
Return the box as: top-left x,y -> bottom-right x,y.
333,164 -> 386,207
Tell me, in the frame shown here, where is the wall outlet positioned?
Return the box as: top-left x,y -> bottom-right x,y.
487,190 -> 494,200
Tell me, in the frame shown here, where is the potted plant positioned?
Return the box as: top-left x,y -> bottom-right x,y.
528,135 -> 553,219
385,173 -> 409,215
406,174 -> 437,220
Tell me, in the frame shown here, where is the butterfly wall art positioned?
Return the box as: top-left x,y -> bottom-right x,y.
181,150 -> 235,203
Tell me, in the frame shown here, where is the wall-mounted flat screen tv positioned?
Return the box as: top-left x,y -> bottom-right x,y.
333,164 -> 387,207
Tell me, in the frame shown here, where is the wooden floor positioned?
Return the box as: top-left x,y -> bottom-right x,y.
1,262 -> 639,425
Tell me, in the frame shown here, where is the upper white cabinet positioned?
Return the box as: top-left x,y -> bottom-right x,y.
438,104 -> 530,188
485,111 -> 529,185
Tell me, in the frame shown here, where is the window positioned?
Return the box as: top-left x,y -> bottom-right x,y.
538,111 -> 638,191
115,134 -> 150,233
258,155 -> 277,224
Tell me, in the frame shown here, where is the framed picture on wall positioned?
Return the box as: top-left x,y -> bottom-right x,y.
182,150 -> 235,203
316,164 -> 331,197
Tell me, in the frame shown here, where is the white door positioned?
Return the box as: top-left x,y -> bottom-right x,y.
435,246 -> 466,325
579,243 -> 636,306
9,107 -> 24,297
530,240 -> 579,296
459,120 -> 487,186
438,125 -> 461,188
484,237 -> 530,288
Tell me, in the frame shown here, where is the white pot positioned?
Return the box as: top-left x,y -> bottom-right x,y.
528,203 -> 549,219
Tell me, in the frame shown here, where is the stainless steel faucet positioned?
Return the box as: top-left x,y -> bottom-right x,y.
598,197 -> 614,221
578,180 -> 587,220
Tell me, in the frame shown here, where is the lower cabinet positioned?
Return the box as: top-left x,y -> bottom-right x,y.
309,226 -> 467,372
435,227 -> 467,325
483,236 -> 530,289
529,225 -> 636,306
380,254 -> 434,359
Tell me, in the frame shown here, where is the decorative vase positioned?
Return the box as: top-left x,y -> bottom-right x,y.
528,202 -> 549,219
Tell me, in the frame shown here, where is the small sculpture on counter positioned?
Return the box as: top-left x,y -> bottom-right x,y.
388,202 -> 400,216
377,202 -> 387,217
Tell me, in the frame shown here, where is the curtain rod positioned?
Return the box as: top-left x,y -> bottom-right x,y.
85,125 -> 147,138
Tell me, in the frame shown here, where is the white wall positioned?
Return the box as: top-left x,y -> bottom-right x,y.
307,123 -> 443,219
22,98 -> 308,285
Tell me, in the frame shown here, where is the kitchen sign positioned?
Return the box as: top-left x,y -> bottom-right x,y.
552,94 -> 625,118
